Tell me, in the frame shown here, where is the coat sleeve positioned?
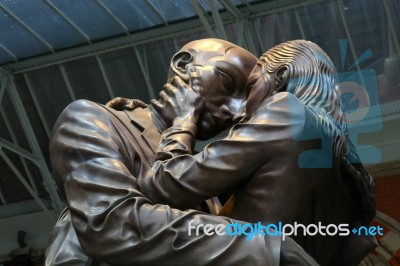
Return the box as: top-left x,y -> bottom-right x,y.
50,99 -> 281,266
141,93 -> 305,209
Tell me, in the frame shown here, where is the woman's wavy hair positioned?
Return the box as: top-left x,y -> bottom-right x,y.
259,40 -> 375,225
260,40 -> 345,132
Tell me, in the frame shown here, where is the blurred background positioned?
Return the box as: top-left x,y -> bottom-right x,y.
0,0 -> 399,265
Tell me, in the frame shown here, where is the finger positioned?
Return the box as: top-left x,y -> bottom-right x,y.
151,99 -> 163,112
189,67 -> 203,94
159,90 -> 169,103
131,99 -> 148,109
163,83 -> 177,96
170,75 -> 188,91
105,97 -> 123,108
126,100 -> 136,110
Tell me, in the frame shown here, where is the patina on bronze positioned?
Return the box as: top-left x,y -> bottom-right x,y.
142,40 -> 377,266
46,39 -> 317,265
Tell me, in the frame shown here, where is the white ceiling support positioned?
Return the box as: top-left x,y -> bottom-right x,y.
134,46 -> 155,99
0,148 -> 56,222
96,55 -> 115,99
294,9 -> 306,39
382,0 -> 400,54
23,73 -> 51,139
1,106 -> 40,194
0,190 -> 5,204
220,0 -> 257,55
59,64 -> 77,101
0,73 -> 9,104
209,0 -> 228,40
7,77 -> 64,214
0,138 -> 40,166
191,0 -> 216,37
336,0 -> 361,74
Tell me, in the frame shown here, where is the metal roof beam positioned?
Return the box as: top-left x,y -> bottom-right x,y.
134,46 -> 155,99
0,74 -> 9,104
6,17 -> 207,73
219,0 -> 243,19
96,0 -> 130,35
7,79 -> 65,213
191,0 -> 216,37
0,4 -> 54,53
0,44 -> 18,62
0,138 -> 40,165
242,20 -> 257,55
209,0 -> 228,40
0,148 -> 57,222
1,106 -> 40,194
23,73 -> 51,138
294,9 -> 306,39
145,0 -> 169,26
44,0 -> 91,44
59,64 -> 76,101
4,0 -> 325,73
96,55 -> 115,99
0,190 -> 5,204
382,0 -> 400,53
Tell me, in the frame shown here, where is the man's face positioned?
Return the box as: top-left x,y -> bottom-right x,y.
171,39 -> 256,140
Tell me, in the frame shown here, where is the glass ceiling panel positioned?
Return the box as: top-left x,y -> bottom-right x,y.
49,0 -> 126,41
1,0 -> 85,50
148,0 -> 196,22
99,0 -> 162,31
198,0 -> 225,12
0,9 -> 49,59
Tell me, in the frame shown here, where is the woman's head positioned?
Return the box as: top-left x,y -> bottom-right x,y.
246,40 -> 344,125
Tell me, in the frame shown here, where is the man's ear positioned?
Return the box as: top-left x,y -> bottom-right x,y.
171,51 -> 193,81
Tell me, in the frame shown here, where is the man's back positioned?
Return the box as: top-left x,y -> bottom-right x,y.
225,93 -> 357,264
142,92 -> 370,265
47,99 -> 160,265
47,99 -> 296,265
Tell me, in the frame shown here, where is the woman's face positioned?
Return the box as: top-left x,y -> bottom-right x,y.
244,58 -> 277,118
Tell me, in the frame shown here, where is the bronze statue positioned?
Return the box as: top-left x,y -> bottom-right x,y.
46,39 -> 316,265
141,40 -> 377,265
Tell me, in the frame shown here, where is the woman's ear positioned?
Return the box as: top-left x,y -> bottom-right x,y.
275,66 -> 288,93
171,51 -> 193,81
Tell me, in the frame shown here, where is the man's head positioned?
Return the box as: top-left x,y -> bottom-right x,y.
167,38 -> 257,140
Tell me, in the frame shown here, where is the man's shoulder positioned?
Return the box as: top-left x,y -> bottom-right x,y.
251,92 -> 306,122
62,99 -> 131,121
64,99 -> 107,114
53,100 -> 121,136
260,92 -> 304,111
58,99 -> 152,133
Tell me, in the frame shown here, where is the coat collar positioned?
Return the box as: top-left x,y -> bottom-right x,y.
125,107 -> 161,153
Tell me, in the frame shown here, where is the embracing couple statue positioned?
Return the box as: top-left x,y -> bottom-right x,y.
46,38 -> 376,266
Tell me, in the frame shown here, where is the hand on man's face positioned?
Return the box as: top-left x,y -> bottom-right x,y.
151,67 -> 206,127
